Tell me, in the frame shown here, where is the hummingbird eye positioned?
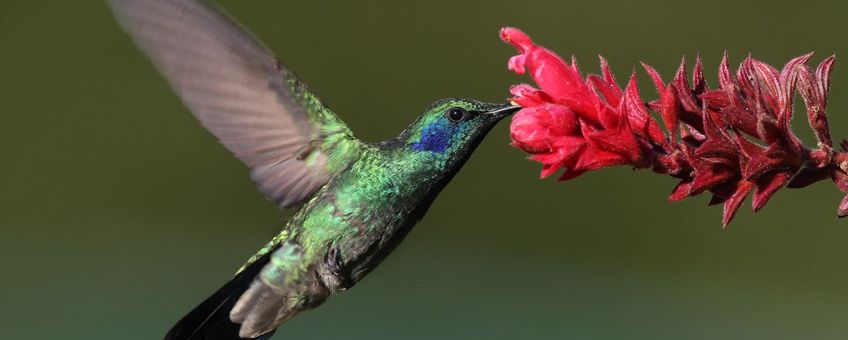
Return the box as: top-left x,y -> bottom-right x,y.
446,107 -> 467,123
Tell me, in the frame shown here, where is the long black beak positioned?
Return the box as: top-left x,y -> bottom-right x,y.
485,104 -> 521,118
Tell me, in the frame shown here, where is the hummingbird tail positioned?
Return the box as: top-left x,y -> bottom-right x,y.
228,241 -> 331,338
164,251 -> 276,340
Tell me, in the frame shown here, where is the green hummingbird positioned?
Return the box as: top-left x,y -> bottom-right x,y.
109,0 -> 518,339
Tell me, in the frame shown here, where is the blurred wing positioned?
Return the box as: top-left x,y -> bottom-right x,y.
110,0 -> 360,207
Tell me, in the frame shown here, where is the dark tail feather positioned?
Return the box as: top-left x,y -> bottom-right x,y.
165,251 -> 275,340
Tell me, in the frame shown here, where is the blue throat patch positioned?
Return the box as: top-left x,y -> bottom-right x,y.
412,120 -> 456,153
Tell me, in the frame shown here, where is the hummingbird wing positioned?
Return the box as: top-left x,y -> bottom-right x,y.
110,0 -> 361,208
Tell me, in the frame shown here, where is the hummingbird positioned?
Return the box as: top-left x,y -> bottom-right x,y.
109,0 -> 518,339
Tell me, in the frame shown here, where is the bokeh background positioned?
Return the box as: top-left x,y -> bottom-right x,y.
3,1 -> 848,339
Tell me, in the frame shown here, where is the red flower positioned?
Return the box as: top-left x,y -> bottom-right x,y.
501,27 -> 846,226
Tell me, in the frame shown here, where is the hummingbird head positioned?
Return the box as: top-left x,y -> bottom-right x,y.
398,98 -> 519,170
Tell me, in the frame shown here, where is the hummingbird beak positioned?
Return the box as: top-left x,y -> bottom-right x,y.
484,104 -> 521,118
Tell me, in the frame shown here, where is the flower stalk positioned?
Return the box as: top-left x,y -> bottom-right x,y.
501,27 -> 847,226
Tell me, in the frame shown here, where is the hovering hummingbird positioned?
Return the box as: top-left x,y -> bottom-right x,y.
110,0 -> 518,339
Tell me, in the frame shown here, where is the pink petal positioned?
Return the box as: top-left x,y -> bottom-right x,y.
508,54 -> 528,74
500,27 -> 535,53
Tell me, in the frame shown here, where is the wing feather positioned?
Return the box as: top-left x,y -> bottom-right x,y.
110,0 -> 359,207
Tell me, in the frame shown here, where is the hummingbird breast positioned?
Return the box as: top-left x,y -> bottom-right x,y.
290,146 -> 450,288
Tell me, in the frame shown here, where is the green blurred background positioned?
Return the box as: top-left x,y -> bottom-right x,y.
2,1 -> 848,339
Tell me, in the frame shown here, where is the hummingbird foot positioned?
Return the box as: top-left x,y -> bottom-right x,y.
318,247 -> 353,293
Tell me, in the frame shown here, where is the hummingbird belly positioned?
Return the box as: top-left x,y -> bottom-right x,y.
290,150 -> 440,291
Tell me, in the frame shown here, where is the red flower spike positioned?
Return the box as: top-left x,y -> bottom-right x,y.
557,168 -> 587,182
659,84 -> 681,138
692,55 -> 707,94
695,109 -> 739,162
599,56 -> 623,94
668,180 -> 693,203
672,59 -> 705,132
501,27 -> 599,122
682,123 -> 706,143
623,72 -> 666,145
571,147 -> 630,175
736,57 -> 763,107
708,193 -> 728,206
502,27 -> 846,225
718,53 -> 738,98
752,171 -> 792,211
797,57 -> 835,147
817,56 -> 836,96
831,159 -> 848,190
673,58 -> 699,111
531,136 -> 586,179
787,167 -> 830,189
755,115 -> 782,147
700,90 -> 732,112
509,84 -> 551,107
723,180 -> 755,227
588,74 -> 621,108
585,118 -> 642,165
838,194 -> 848,218
642,63 -> 682,139
509,104 -> 579,154
642,62 -> 666,94
708,182 -> 738,206
572,55 -> 583,77
734,135 -> 795,181
750,59 -> 781,114
683,144 -> 736,196
776,54 -> 812,147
